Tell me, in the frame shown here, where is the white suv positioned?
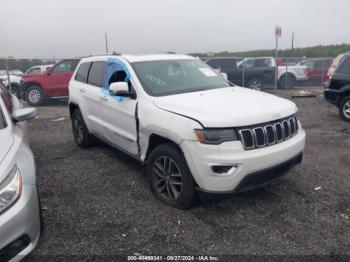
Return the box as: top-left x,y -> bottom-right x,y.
69,54 -> 305,209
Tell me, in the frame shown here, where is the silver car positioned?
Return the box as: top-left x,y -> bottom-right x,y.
0,84 -> 41,261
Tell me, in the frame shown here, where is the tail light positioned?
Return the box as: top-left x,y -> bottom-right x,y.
324,71 -> 331,81
324,71 -> 332,88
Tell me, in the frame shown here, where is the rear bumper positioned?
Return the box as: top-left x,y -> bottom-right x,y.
324,88 -> 340,106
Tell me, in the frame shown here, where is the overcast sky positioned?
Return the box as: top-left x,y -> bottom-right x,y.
1,0 -> 349,58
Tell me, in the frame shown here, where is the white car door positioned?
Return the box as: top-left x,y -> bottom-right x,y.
98,87 -> 139,156
79,61 -> 106,135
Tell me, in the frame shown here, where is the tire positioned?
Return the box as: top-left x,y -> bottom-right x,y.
247,78 -> 263,91
279,74 -> 296,89
339,96 -> 350,122
71,109 -> 95,147
26,85 -> 45,106
147,143 -> 196,209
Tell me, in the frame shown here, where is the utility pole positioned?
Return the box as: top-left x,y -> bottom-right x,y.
4,58 -> 12,93
274,26 -> 282,91
291,32 -> 295,57
105,32 -> 109,54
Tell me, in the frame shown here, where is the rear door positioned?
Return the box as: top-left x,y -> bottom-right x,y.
206,59 -> 238,83
251,58 -> 275,85
83,61 -> 106,135
48,60 -> 79,96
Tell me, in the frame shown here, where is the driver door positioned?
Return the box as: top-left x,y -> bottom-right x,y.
99,83 -> 139,156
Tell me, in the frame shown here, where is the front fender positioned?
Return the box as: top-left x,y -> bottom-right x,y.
138,102 -> 202,161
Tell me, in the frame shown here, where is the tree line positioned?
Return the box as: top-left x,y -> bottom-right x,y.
189,43 -> 350,59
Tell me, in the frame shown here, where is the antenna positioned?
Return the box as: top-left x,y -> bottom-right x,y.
105,32 -> 109,53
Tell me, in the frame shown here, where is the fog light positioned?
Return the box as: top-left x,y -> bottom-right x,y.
212,165 -> 237,176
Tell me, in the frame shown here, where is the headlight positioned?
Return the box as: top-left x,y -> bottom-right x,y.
195,128 -> 238,144
0,165 -> 22,214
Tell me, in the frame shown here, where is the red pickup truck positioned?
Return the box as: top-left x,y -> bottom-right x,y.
22,59 -> 80,105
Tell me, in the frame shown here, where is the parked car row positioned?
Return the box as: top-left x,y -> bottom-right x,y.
10,52 -> 350,260
205,56 -> 309,90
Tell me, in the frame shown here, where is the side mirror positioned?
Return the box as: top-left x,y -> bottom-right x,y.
46,67 -> 52,75
12,108 -> 37,122
109,82 -> 135,98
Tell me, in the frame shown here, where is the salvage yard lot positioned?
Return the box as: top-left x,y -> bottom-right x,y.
26,86 -> 349,259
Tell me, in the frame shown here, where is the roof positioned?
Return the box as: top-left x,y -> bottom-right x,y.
81,54 -> 195,63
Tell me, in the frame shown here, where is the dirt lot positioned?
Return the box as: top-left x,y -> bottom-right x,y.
25,87 -> 349,261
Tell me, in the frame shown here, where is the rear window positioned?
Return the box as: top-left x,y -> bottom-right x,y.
337,57 -> 350,74
87,62 -> 105,87
75,62 -> 91,83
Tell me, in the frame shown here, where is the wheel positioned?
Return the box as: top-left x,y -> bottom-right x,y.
339,96 -> 350,122
279,74 -> 296,89
147,143 -> 196,209
71,109 -> 95,147
247,78 -> 263,91
26,85 -> 45,106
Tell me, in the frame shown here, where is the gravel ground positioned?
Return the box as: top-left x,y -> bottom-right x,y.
25,86 -> 349,261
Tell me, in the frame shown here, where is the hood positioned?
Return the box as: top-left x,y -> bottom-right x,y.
0,129 -> 14,164
153,87 -> 297,127
23,72 -> 46,80
0,75 -> 21,81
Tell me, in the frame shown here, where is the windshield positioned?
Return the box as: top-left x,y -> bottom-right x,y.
132,59 -> 229,96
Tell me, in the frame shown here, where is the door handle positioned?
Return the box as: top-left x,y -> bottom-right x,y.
79,87 -> 86,93
100,95 -> 108,101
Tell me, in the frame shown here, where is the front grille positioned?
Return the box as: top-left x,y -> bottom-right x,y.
238,115 -> 299,150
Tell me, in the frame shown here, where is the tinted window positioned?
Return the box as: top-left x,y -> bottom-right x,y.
337,57 -> 350,74
88,62 -> 105,87
27,67 -> 41,74
207,59 -> 235,70
0,85 -> 14,114
53,60 -> 79,73
206,59 -> 220,68
304,61 -> 315,68
75,62 -> 91,83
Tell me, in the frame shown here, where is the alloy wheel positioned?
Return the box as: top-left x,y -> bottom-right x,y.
28,89 -> 41,104
249,81 -> 262,91
73,118 -> 84,144
343,101 -> 350,119
152,156 -> 183,201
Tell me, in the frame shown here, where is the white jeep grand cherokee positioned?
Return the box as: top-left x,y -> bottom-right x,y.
69,54 -> 305,209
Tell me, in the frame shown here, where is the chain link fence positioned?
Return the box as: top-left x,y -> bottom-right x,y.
200,56 -> 333,91
0,56 -> 332,110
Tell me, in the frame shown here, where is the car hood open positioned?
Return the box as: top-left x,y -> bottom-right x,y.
153,86 -> 298,127
0,129 -> 14,165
